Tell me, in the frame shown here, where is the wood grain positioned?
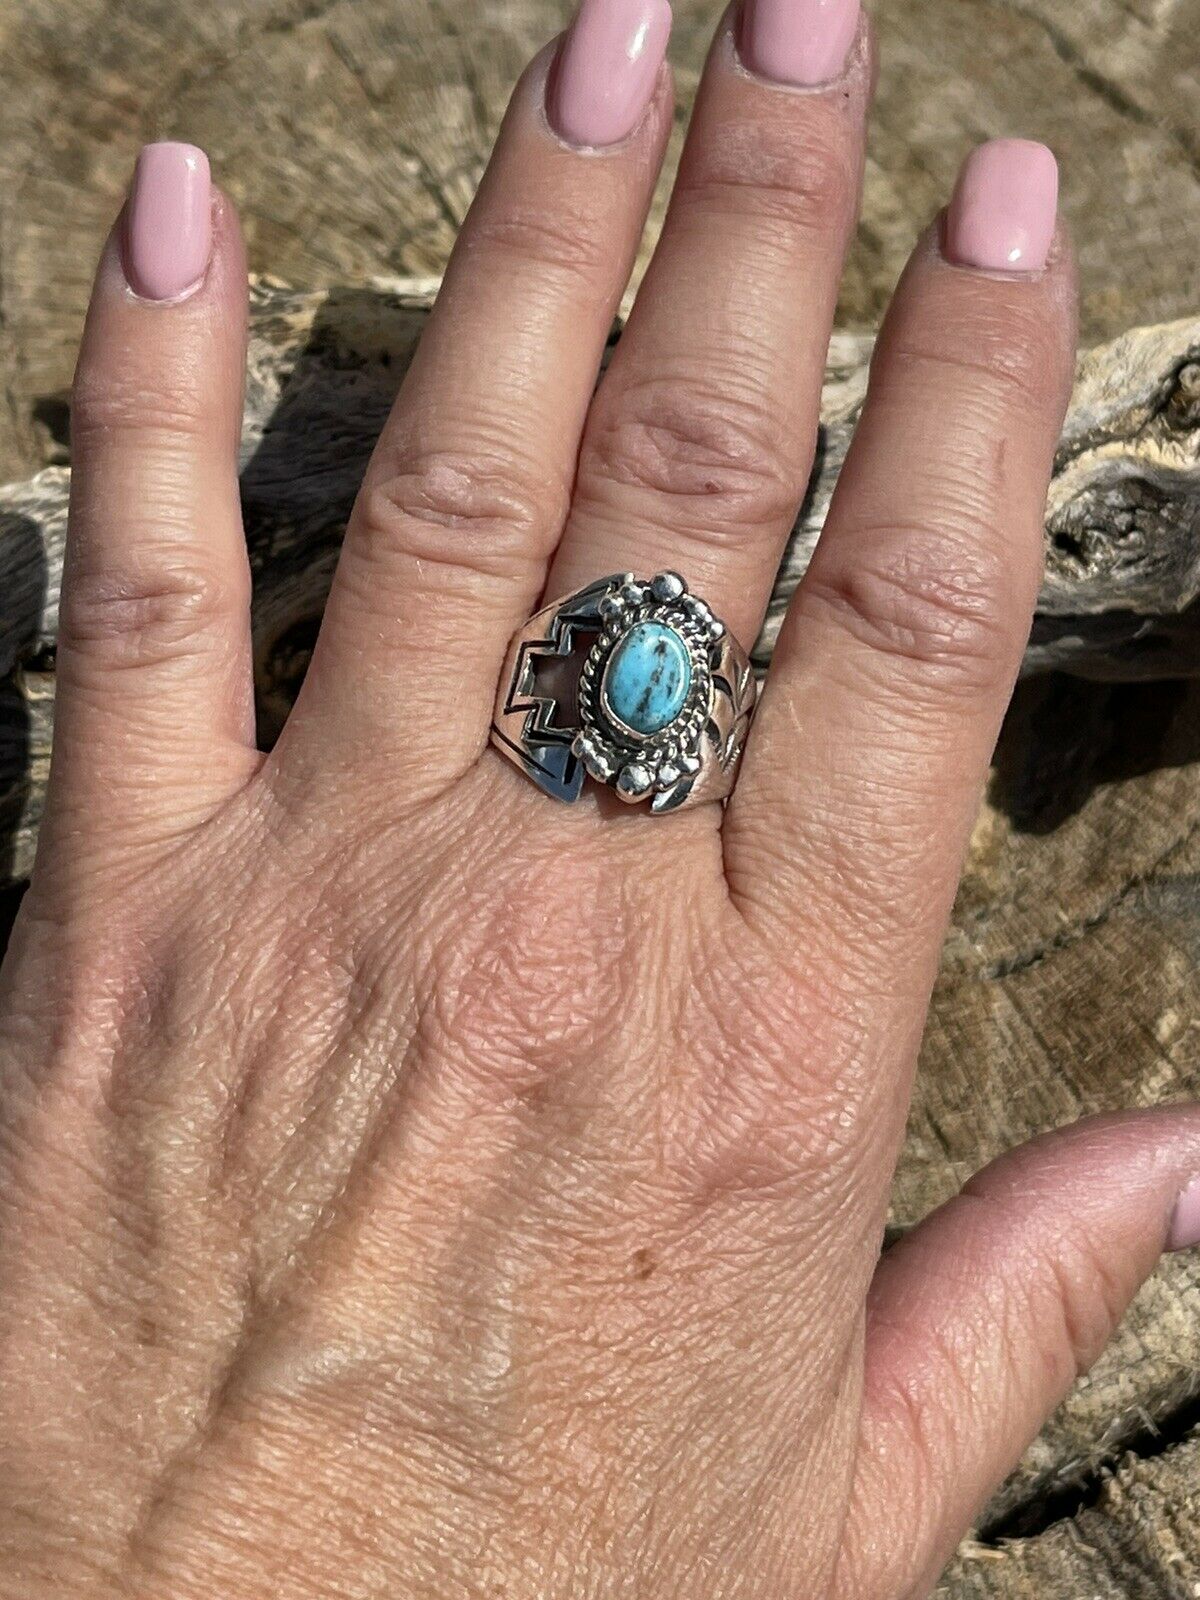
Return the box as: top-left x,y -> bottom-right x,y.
3,0 -> 1200,486
1,0 -> 1199,1590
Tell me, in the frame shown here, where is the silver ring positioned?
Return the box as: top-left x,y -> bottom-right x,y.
491,572 -> 757,812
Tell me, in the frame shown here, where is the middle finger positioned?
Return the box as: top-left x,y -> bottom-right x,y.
547,0 -> 870,654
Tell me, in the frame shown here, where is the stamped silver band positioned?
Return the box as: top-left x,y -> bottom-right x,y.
490,572 -> 756,813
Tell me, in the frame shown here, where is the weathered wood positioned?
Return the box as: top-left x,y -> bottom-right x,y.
3,0 -> 1200,1590
939,1429 -> 1200,1597
3,0 -> 1200,484
912,668 -> 1200,1551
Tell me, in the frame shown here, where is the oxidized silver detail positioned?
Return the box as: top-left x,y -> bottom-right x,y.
490,571 -> 757,813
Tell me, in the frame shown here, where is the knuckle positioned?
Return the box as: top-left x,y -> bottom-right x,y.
1041,1229 -> 1131,1380
356,448 -> 569,585
665,939 -> 879,1205
677,122 -> 855,240
60,562 -> 242,668
413,837 -> 631,1103
886,302 -> 1066,410
957,1171 -> 1130,1385
581,378 -> 800,540
71,365 -> 213,445
802,534 -> 1023,697
467,204 -> 615,291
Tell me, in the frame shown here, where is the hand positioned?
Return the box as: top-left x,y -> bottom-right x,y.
3,1 -> 1198,1595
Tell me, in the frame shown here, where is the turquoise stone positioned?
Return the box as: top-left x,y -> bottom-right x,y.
603,622 -> 691,735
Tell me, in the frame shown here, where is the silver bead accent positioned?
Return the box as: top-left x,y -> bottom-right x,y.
651,570 -> 686,602
616,763 -> 652,799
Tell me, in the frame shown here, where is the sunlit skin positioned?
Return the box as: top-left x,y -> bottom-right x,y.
1,7 -> 1197,1599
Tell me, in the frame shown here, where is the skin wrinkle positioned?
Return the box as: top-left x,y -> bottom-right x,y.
2,7 -> 1191,1599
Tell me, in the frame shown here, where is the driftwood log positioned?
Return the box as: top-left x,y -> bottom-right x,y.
3,0 -> 1200,1593
1,282 -> 1200,1597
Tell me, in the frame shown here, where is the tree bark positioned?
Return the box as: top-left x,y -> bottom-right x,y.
2,0 -> 1200,1589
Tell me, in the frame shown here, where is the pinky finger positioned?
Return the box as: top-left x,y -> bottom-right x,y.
836,1109 -> 1200,1600
45,144 -> 256,874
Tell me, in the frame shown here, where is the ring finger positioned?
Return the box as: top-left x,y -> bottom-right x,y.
546,0 -> 870,657
283,2 -> 674,790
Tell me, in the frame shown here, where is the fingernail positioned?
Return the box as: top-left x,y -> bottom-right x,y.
1167,1178 -> 1200,1251
738,0 -> 860,87
944,139 -> 1058,275
547,0 -> 672,149
123,142 -> 212,301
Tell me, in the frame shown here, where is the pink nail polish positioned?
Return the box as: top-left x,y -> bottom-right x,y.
739,0 -> 860,88
944,139 -> 1058,274
123,142 -> 212,301
548,0 -> 672,149
1167,1178 -> 1200,1251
